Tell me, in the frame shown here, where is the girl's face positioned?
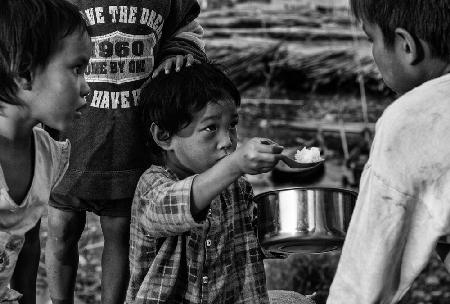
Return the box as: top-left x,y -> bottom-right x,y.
166,99 -> 239,179
27,30 -> 91,131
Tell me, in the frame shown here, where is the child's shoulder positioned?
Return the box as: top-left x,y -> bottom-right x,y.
381,73 -> 450,130
137,165 -> 177,188
372,74 -> 450,169
141,165 -> 175,178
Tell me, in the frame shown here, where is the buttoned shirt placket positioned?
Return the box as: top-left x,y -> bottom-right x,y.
200,206 -> 213,304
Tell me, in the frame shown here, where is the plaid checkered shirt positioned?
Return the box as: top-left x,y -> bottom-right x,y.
126,166 -> 269,304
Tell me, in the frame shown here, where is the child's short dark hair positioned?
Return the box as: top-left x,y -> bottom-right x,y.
350,0 -> 450,60
0,0 -> 88,105
141,62 -> 241,155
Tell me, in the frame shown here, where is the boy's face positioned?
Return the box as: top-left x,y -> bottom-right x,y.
27,30 -> 91,131
362,21 -> 415,94
166,99 -> 239,178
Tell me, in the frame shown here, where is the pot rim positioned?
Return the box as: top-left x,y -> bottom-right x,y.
254,186 -> 358,201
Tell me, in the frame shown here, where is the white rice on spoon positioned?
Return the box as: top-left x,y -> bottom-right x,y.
294,147 -> 323,163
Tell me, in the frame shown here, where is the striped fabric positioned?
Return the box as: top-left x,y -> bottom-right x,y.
126,166 -> 269,304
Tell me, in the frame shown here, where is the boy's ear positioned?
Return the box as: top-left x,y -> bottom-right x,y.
395,28 -> 424,65
150,122 -> 172,151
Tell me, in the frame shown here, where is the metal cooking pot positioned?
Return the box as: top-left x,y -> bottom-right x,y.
254,187 -> 357,257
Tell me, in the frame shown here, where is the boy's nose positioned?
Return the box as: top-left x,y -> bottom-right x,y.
218,132 -> 233,150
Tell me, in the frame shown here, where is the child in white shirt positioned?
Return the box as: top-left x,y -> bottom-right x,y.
327,1 -> 450,303
0,0 -> 91,302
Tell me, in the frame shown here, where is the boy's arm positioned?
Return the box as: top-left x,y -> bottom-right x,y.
156,0 -> 206,65
137,163 -> 239,238
190,138 -> 283,215
137,161 -> 247,238
189,155 -> 242,215
139,139 -> 282,237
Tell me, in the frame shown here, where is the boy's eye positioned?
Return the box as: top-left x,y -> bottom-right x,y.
204,125 -> 217,132
73,65 -> 86,75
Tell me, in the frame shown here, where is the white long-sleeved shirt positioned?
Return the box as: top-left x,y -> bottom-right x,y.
327,73 -> 450,304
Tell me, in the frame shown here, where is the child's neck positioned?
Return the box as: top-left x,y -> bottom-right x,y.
0,129 -> 35,204
422,59 -> 450,82
165,153 -> 195,180
0,116 -> 34,166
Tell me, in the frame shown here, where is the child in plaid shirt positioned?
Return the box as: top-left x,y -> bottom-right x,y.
126,63 -> 284,304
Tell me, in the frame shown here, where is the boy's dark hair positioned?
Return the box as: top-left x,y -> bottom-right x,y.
0,0 -> 88,105
350,0 -> 450,60
141,62 -> 241,155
